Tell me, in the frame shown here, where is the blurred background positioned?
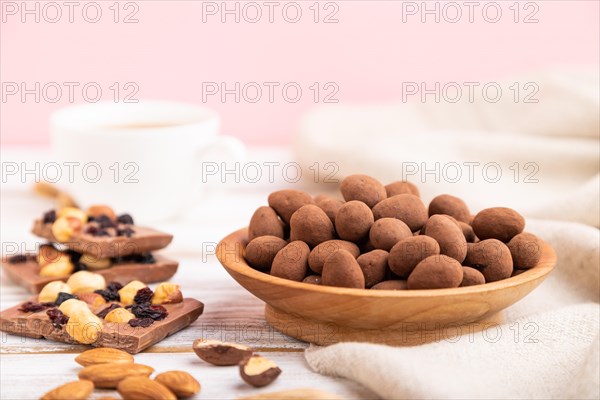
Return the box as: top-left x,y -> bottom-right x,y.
2,0 -> 599,145
1,0 -> 599,230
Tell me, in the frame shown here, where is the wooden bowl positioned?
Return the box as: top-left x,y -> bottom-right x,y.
216,228 -> 556,346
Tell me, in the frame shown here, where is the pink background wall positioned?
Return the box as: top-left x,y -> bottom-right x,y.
2,1 -> 598,146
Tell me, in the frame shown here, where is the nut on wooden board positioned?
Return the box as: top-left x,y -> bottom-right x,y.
239,355 -> 282,387
193,339 -> 253,366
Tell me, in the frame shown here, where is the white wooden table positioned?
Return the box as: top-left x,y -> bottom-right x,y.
0,147 -> 378,399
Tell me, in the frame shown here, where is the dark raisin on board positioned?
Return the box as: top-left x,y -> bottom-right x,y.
54,292 -> 78,306
114,253 -> 156,265
46,308 -> 69,329
96,303 -> 121,319
128,317 -> 154,328
138,253 -> 156,264
116,226 -> 135,237
85,224 -> 99,236
66,250 -> 82,264
42,209 -> 56,224
117,214 -> 134,225
73,262 -> 87,272
133,287 -> 154,304
19,301 -> 53,313
95,282 -> 122,302
96,215 -> 117,229
96,229 -> 111,237
129,304 -> 168,321
7,254 -> 29,264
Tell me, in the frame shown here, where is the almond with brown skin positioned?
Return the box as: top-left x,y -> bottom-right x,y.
117,376 -> 177,400
40,380 -> 94,400
155,371 -> 201,398
239,355 -> 282,387
193,339 -> 253,366
75,347 -> 134,367
78,363 -> 154,388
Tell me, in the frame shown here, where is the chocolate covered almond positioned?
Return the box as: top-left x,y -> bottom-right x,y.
248,206 -> 285,241
369,218 -> 412,251
314,196 -> 344,225
507,232 -> 542,269
407,255 -> 463,289
308,240 -> 360,274
289,205 -> 335,247
388,236 -> 440,278
422,215 -> 467,263
428,194 -> 471,223
464,239 -> 513,282
270,241 -> 310,282
371,280 -> 408,290
460,267 -> 485,287
302,275 -> 322,285
268,190 -> 314,224
357,250 -> 389,288
372,194 -> 428,232
340,175 -> 387,208
322,250 -> 365,289
472,207 -> 525,242
335,201 -> 374,242
385,181 -> 420,197
244,236 -> 287,271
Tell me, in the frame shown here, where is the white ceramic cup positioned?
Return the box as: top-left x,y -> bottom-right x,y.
50,101 -> 246,222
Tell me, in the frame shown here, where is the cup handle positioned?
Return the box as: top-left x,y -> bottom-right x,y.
181,135 -> 247,217
200,135 -> 247,165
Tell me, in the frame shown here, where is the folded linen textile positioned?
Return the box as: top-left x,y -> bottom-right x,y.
295,68 -> 599,227
305,304 -> 599,400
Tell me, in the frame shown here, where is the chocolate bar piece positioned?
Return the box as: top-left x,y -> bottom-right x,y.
1,254 -> 178,293
32,219 -> 173,258
0,297 -> 203,354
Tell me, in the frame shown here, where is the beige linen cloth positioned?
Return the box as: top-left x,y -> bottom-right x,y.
296,69 -> 600,399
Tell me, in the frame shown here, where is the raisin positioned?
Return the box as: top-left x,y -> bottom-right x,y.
96,303 -> 121,319
85,225 -> 99,236
42,209 -> 56,224
128,317 -> 154,328
97,215 -> 117,229
139,253 -> 155,264
130,304 -> 168,320
73,262 -> 87,272
107,281 -> 124,292
19,301 -> 51,313
115,253 -> 155,265
117,226 -> 135,237
46,308 -> 69,328
66,250 -> 82,264
54,292 -> 78,306
95,281 -> 122,302
134,287 -> 154,304
7,254 -> 28,264
117,214 -> 134,225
